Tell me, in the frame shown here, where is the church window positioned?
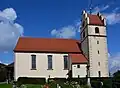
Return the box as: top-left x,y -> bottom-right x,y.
48,55 -> 53,70
31,55 -> 36,70
95,27 -> 99,33
64,55 -> 68,69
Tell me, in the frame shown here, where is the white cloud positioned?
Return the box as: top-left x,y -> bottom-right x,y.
92,4 -> 120,25
105,12 -> 120,25
51,19 -> 81,38
109,52 -> 120,74
51,26 -> 77,38
0,8 -> 17,21
92,5 -> 110,14
0,8 -> 23,52
0,60 -> 8,65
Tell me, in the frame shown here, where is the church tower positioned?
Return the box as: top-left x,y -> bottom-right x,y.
80,10 -> 109,77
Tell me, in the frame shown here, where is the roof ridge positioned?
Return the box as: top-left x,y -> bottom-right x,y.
19,36 -> 79,41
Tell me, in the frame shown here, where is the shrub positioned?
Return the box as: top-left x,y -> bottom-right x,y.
91,77 -> 113,88
17,77 -> 46,86
48,78 -> 67,84
67,78 -> 87,85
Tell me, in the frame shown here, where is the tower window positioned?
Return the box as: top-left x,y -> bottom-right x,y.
98,62 -> 100,66
98,71 -> 101,77
83,32 -> 85,38
97,41 -> 99,44
77,65 -> 80,68
95,27 -> 99,33
98,50 -> 99,54
82,21 -> 85,27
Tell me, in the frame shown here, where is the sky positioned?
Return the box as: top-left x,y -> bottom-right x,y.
0,0 -> 120,73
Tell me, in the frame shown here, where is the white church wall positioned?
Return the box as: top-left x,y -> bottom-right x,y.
14,53 -> 69,81
72,64 -> 87,78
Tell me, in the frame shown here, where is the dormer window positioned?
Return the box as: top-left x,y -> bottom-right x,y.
95,27 -> 99,33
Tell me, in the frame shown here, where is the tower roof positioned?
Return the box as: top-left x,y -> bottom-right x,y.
88,14 -> 104,26
82,10 -> 106,26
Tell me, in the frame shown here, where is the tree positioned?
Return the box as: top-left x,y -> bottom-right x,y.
113,70 -> 120,82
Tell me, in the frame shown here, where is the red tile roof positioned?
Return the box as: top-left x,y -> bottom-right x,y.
88,14 -> 104,26
14,37 -> 82,53
69,54 -> 88,63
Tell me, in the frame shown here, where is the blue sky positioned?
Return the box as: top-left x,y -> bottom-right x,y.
0,0 -> 120,73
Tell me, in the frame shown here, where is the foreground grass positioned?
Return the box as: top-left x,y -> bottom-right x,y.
0,83 -> 12,88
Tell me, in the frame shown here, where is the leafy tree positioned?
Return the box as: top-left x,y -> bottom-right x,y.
113,70 -> 120,78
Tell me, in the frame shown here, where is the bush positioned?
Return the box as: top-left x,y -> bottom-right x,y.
17,77 -> 46,86
91,77 -> 113,88
81,85 -> 90,88
67,78 -> 87,85
49,81 -> 57,88
48,78 -> 67,84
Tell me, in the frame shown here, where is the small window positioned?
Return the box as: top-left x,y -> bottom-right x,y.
64,55 -> 68,69
98,50 -> 99,54
82,21 -> 85,27
97,41 -> 99,44
95,27 -> 99,33
77,65 -> 80,68
98,71 -> 101,77
83,32 -> 85,38
48,55 -> 53,70
98,62 -> 100,66
31,55 -> 36,70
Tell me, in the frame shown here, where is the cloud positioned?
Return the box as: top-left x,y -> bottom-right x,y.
0,60 -> 8,65
0,8 -> 17,21
92,4 -> 120,25
105,12 -> 120,25
92,5 -> 110,14
51,26 -> 77,38
109,52 -> 120,74
0,8 -> 23,52
51,19 -> 81,38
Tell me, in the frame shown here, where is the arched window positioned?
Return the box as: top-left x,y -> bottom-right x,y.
95,27 -> 99,33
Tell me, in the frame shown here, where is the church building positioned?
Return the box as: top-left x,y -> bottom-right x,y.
14,10 -> 109,81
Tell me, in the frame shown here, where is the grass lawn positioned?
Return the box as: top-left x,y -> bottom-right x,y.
0,83 -> 12,88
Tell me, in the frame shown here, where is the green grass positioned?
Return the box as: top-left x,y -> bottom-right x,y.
25,84 -> 43,88
0,83 -> 12,88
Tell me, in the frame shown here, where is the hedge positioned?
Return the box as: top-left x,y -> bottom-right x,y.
17,77 -> 46,86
